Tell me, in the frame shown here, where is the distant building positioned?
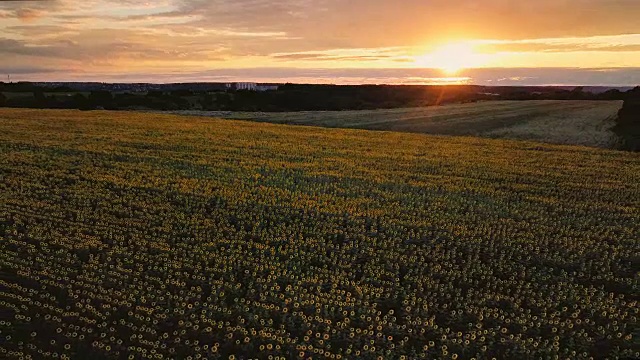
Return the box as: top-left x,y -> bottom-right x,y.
256,85 -> 279,92
226,82 -> 279,92
235,82 -> 257,91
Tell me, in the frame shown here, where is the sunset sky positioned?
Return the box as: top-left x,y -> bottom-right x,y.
1,0 -> 639,85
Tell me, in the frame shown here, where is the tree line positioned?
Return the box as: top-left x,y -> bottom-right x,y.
615,87 -> 640,151
0,83 -> 634,112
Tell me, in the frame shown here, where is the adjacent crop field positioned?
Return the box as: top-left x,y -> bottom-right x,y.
1,108 -> 638,360
174,100 -> 622,149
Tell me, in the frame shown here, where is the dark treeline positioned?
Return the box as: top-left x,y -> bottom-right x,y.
0,82 -> 634,112
615,87 -> 640,151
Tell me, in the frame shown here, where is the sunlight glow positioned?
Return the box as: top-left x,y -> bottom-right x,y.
414,42 -> 489,75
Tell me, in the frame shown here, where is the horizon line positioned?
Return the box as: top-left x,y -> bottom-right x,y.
1,80 -> 636,88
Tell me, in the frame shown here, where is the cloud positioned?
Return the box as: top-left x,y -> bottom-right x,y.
14,7 -> 43,21
2,1 -> 640,40
476,34 -> 640,53
5,66 -> 639,87
273,54 -> 400,62
0,65 -> 57,75
1,0 -> 640,83
481,43 -> 640,53
271,47 -> 411,63
0,37 -> 62,57
0,0 -> 67,23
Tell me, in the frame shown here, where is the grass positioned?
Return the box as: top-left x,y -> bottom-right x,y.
172,100 -> 623,149
1,108 -> 638,359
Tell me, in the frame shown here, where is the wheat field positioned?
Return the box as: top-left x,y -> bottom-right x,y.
171,100 -> 622,149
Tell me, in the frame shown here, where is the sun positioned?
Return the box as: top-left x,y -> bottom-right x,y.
414,42 -> 486,75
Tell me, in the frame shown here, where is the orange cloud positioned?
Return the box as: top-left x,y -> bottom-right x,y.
1,0 -> 639,83
15,8 -> 44,22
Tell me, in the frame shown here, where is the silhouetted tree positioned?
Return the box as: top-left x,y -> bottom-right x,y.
52,86 -> 74,92
615,88 -> 640,151
569,87 -> 586,100
170,90 -> 193,97
625,86 -> 640,99
146,91 -> 164,98
618,99 -> 640,125
88,91 -> 113,109
0,92 -> 6,107
601,89 -> 622,100
199,93 -> 215,110
216,92 -> 233,110
33,90 -> 48,108
73,93 -> 91,110
33,90 -> 46,100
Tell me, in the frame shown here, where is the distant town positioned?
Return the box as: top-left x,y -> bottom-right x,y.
28,82 -> 282,93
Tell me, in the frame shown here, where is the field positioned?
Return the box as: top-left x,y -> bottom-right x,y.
1,108 -> 639,359
172,100 -> 623,149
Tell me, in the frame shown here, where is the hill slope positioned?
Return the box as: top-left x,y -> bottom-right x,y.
1,108 -> 638,359
171,100 -> 623,148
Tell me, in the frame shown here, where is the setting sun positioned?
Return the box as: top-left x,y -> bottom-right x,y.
414,42 -> 488,75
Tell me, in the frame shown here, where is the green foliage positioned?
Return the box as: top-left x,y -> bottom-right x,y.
1,109 -> 639,359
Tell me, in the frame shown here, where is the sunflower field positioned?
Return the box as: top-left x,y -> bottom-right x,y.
1,108 -> 638,359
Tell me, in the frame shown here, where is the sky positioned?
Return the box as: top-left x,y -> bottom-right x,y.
1,0 -> 639,85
